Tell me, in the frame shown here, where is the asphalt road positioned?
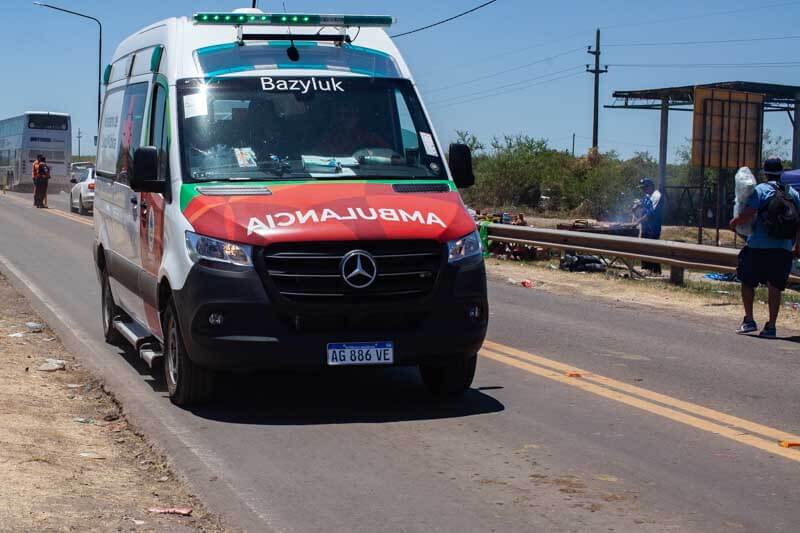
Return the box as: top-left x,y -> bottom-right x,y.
2,190 -> 800,532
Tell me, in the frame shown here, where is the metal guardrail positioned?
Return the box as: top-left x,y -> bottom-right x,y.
485,223 -> 800,283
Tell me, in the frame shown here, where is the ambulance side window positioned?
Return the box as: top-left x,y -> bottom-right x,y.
96,87 -> 125,180
114,83 -> 148,184
394,89 -> 419,154
150,84 -> 170,180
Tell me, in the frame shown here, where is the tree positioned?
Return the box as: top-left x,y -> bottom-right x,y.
454,130 -> 485,154
762,128 -> 791,161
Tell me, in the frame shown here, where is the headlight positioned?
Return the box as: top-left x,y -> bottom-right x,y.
185,231 -> 253,268
447,230 -> 482,263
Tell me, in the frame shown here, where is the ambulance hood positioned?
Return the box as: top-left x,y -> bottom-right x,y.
180,181 -> 476,245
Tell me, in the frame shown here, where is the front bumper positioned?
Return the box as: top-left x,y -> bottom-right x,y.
172,254 -> 488,371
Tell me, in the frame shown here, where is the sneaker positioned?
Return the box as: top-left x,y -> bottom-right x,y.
737,318 -> 758,334
759,324 -> 777,339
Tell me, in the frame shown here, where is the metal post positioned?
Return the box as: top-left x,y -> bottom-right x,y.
572,133 -> 576,157
698,100 -> 708,244
669,266 -> 685,286
33,3 -> 102,127
77,128 -> 82,158
658,99 -> 669,193
793,98 -> 800,169
586,29 -> 607,151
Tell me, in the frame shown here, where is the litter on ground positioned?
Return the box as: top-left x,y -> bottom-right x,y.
37,359 -> 66,372
147,508 -> 193,517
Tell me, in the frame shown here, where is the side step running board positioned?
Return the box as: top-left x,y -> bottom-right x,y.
113,318 -> 151,348
139,344 -> 163,369
113,318 -> 163,368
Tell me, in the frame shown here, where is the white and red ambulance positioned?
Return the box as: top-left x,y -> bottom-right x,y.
94,8 -> 487,405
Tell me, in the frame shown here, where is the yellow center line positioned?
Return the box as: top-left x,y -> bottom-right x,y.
484,340 -> 800,443
481,344 -> 800,462
0,193 -> 94,227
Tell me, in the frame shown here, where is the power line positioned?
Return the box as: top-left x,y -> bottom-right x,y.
606,34 -> 800,47
601,0 -> 800,30
427,66 -> 584,106
429,70 -> 585,109
423,47 -> 584,94
416,1 -> 800,76
609,61 -> 800,68
392,0 -> 499,38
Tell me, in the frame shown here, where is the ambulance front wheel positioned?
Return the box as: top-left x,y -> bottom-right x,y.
101,270 -> 123,345
419,353 -> 477,397
163,301 -> 215,406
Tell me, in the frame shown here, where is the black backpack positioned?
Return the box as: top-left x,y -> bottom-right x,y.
760,182 -> 800,240
37,162 -> 49,179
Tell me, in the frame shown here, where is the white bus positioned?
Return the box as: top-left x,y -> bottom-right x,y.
0,112 -> 72,190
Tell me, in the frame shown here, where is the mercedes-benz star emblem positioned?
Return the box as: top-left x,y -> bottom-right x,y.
340,250 -> 378,289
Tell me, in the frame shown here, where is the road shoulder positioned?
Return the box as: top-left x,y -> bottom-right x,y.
0,272 -> 223,531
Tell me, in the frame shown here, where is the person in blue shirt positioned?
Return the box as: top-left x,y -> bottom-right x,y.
729,158 -> 800,338
633,178 -> 663,274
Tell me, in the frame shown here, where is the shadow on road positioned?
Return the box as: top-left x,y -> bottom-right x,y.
114,343 -> 169,394
187,366 -> 505,425
110,338 -> 503,424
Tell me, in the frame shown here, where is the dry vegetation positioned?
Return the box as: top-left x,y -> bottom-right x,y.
0,274 -> 224,532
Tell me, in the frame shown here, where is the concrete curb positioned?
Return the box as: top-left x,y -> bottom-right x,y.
0,253 -> 277,533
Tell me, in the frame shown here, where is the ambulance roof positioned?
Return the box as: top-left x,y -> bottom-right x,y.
111,9 -> 412,83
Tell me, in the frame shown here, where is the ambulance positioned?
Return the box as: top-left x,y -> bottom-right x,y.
94,8 -> 487,406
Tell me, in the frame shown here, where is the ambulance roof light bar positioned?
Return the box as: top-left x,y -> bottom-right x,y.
193,13 -> 394,28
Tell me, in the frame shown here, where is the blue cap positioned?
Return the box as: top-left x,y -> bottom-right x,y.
638,177 -> 655,189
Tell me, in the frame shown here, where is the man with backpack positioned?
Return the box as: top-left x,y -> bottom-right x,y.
730,157 -> 800,338
32,154 -> 50,208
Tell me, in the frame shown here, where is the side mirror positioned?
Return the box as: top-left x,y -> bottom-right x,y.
70,178 -> 78,184
130,146 -> 165,193
448,143 -> 475,189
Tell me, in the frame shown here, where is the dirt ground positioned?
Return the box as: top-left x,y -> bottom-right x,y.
487,258 -> 800,336
0,274 -> 224,532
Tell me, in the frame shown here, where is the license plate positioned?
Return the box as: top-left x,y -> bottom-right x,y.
327,342 -> 394,366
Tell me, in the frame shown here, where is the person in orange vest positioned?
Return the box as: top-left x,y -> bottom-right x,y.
32,154 -> 50,208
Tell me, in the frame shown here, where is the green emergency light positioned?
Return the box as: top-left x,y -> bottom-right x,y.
193,12 -> 393,28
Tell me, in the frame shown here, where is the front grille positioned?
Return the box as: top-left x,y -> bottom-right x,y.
256,240 -> 444,304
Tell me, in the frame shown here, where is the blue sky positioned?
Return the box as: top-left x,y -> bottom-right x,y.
2,0 -> 798,161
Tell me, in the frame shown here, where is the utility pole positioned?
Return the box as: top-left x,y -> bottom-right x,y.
571,133 -> 576,157
77,128 -> 82,158
586,28 -> 608,151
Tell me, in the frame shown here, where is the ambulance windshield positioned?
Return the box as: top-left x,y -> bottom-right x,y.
178,77 -> 446,182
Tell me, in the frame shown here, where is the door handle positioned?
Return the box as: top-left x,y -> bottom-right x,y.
130,196 -> 139,221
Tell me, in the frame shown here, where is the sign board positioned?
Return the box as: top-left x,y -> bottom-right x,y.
691,88 -> 763,170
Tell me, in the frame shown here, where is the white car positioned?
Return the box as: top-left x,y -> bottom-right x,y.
69,167 -> 95,215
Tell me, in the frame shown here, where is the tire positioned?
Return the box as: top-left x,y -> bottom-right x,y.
101,270 -> 123,344
78,195 -> 88,216
69,193 -> 78,213
420,353 -> 477,397
163,301 -> 214,406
